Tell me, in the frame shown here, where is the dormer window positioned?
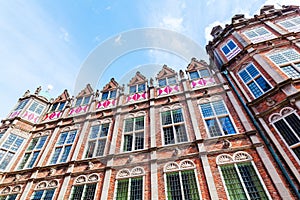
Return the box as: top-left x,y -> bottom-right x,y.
15,99 -> 29,111
243,27 -> 276,44
221,39 -> 240,60
75,96 -> 91,107
158,76 -> 177,87
50,102 -> 66,112
129,83 -> 146,94
278,16 -> 300,32
101,90 -> 117,101
29,101 -> 45,115
189,69 -> 210,80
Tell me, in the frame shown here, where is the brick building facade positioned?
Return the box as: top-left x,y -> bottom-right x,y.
0,4 -> 299,200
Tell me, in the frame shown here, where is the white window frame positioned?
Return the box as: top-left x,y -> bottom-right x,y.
220,39 -> 241,60
198,98 -> 238,138
17,134 -> 48,170
84,120 -> 111,158
158,76 -> 177,87
269,107 -> 300,164
277,16 -> 300,32
74,96 -> 91,107
267,49 -> 300,79
217,152 -> 271,200
0,185 -> 22,200
129,83 -> 146,94
49,130 -> 77,165
243,26 -> 276,43
188,68 -> 211,80
49,102 -> 66,112
160,105 -> 189,145
238,63 -> 272,98
31,180 -> 58,200
14,99 -> 29,111
28,101 -> 45,115
101,90 -> 117,101
0,133 -> 25,171
163,160 -> 202,200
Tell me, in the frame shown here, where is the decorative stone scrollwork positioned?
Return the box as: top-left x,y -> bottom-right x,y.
216,151 -> 253,165
233,151 -> 252,161
1,187 -> 11,194
216,154 -> 233,165
117,169 -> 131,178
116,167 -> 145,179
131,167 -> 145,176
180,160 -> 195,169
48,180 -> 58,188
164,162 -> 180,172
75,175 -> 87,184
12,186 -> 21,193
36,182 -> 47,189
36,180 -> 58,190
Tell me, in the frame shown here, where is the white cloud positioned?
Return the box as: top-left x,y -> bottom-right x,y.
160,16 -> 184,32
0,1 -> 79,119
204,20 -> 228,44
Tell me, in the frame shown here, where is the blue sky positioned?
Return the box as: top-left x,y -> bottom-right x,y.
0,0 -> 299,120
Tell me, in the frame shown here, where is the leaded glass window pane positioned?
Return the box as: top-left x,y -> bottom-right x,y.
274,119 -> 299,146
123,135 -> 133,151
116,179 -> 129,200
130,177 -> 143,200
190,71 -> 200,80
101,92 -> 109,100
181,170 -> 201,200
71,185 -> 84,200
85,124 -> 109,158
159,79 -> 167,87
129,86 -> 136,94
110,90 -> 117,99
163,127 -> 175,145
172,109 -> 183,123
166,172 -> 182,200
175,125 -> 188,143
138,84 -> 145,92
168,76 -> 177,85
162,111 -> 172,125
281,65 -> 300,79
75,98 -> 83,107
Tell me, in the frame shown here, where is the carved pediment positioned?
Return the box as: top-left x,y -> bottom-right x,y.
156,65 -> 177,79
53,89 -> 70,103
76,84 -> 94,97
186,58 -> 209,72
128,71 -> 147,86
102,78 -> 119,92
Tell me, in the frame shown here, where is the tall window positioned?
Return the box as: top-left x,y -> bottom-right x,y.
69,174 -> 99,200
123,117 -> 144,152
158,76 -> 177,87
239,63 -> 272,98
101,90 -> 117,101
0,134 -> 24,170
243,27 -> 275,43
75,96 -> 91,107
189,69 -> 210,80
277,16 -> 300,32
29,101 -> 45,115
18,135 -> 48,169
15,99 -> 29,111
0,194 -> 17,200
270,107 -> 300,161
217,152 -> 270,200
115,167 -> 144,200
268,49 -> 300,79
0,186 -> 22,200
199,100 -> 236,137
49,130 -> 77,164
31,180 -> 58,200
50,102 -> 66,112
161,108 -> 188,145
164,160 -> 201,200
129,83 -> 146,94
85,123 -> 110,158
221,39 -> 241,60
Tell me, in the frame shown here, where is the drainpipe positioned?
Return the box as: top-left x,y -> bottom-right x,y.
222,69 -> 300,199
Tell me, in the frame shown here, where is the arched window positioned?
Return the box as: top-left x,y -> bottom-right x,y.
0,185 -> 22,200
69,174 -> 99,200
269,107 -> 300,161
114,167 -> 145,200
217,152 -> 270,200
164,160 -> 201,200
31,180 -> 58,200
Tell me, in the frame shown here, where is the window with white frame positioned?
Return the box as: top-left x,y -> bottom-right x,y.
268,49 -> 300,79
221,39 -> 241,60
158,76 -> 177,87
69,174 -> 99,200
31,180 -> 58,200
189,69 -> 210,80
239,63 -> 272,98
28,101 -> 45,115
217,152 -> 270,200
123,116 -> 144,152
0,131 -> 5,140
277,16 -> 300,32
199,100 -> 236,137
18,135 -> 48,169
0,186 -> 22,200
161,108 -> 188,145
50,102 -> 66,112
129,83 -> 146,94
85,123 -> 110,158
75,96 -> 91,107
101,90 -> 117,101
269,107 -> 300,161
0,134 -> 25,170
243,27 -> 276,43
115,167 -> 145,200
49,130 -> 77,164
164,160 -> 201,200
15,99 -> 29,111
